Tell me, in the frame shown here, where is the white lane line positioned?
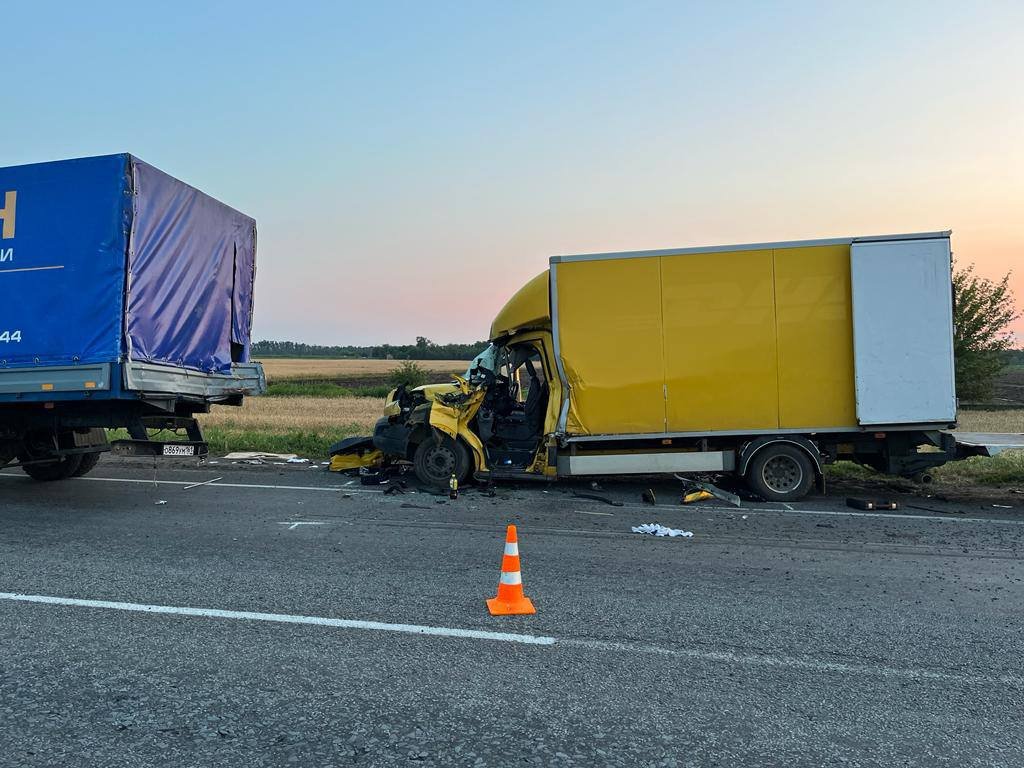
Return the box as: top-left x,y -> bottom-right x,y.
0,592 -> 555,646
1,591 -> 1015,686
278,521 -> 325,530
560,638 -> 1023,686
0,474 -> 382,494
576,497 -> 1024,526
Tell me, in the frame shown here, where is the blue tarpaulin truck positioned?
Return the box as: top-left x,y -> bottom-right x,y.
0,154 -> 265,480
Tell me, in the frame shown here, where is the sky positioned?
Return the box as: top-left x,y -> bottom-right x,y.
4,1 -> 1022,345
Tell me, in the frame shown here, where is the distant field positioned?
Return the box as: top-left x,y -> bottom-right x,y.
260,358 -> 469,382
956,409 -> 1024,433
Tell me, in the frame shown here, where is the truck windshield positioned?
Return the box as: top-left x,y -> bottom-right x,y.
466,344 -> 499,378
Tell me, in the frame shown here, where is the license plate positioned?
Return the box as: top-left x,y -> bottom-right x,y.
163,444 -> 196,457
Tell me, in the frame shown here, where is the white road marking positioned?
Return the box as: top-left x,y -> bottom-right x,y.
573,496 -> 1024,526
0,592 -> 555,646
559,638 -> 1024,686
0,474 -> 382,494
278,521 -> 325,530
0,590 -> 1015,686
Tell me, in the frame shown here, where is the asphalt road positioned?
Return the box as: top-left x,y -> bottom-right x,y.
1,458 -> 1022,767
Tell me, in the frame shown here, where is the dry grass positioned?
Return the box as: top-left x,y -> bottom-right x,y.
955,409 -> 1024,433
259,358 -> 468,382
201,396 -> 382,433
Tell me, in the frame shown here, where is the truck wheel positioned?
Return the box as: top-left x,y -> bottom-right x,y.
21,454 -> 83,482
745,444 -> 814,502
72,452 -> 102,477
413,435 -> 470,488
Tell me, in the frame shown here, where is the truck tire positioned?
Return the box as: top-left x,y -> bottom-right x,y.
413,435 -> 470,488
744,444 -> 814,502
21,454 -> 83,482
72,452 -> 102,477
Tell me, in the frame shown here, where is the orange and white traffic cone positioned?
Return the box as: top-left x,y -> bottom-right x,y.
486,524 -> 536,616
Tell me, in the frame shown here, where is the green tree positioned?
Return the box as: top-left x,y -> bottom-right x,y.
387,360 -> 428,389
953,263 -> 1019,401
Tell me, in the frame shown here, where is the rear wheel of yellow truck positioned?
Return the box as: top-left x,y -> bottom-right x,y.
745,444 -> 814,503
413,435 -> 470,489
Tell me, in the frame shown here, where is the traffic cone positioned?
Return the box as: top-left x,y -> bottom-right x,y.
486,524 -> 536,615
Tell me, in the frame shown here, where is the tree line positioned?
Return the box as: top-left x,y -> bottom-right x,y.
252,336 -> 487,361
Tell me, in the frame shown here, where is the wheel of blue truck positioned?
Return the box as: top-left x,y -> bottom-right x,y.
745,444 -> 814,502
72,452 -> 102,477
413,435 -> 470,488
20,454 -> 83,482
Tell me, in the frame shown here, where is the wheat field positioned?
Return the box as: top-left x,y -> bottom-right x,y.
260,358 -> 469,382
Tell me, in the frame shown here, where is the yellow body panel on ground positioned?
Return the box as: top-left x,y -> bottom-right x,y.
661,249 -> 779,432
773,245 -> 857,428
556,257 -> 666,435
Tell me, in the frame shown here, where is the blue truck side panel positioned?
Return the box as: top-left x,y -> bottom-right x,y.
0,153 -> 256,385
0,154 -> 131,369
128,160 -> 256,373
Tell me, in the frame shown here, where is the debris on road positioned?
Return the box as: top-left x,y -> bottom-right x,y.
572,491 -> 624,507
641,489 -> 657,505
992,504 -> 1014,509
182,477 -> 223,490
224,451 -> 298,462
631,523 -> 693,538
154,500 -> 168,506
674,476 -> 742,507
846,497 -> 900,511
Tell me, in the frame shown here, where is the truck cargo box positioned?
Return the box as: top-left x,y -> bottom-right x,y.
549,232 -> 957,437
0,153 -> 258,401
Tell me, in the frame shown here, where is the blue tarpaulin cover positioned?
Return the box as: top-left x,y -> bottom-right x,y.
0,154 -> 256,375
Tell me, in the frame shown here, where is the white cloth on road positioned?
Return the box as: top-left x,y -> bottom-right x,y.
631,523 -> 694,538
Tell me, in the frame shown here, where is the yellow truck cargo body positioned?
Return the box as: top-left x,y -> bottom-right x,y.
549,234 -> 953,438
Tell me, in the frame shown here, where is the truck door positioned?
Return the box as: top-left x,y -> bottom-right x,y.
849,237 -> 956,424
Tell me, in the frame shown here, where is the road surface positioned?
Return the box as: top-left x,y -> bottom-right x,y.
1,459 -> 1022,766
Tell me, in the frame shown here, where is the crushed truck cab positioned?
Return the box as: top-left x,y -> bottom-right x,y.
339,232 -> 977,502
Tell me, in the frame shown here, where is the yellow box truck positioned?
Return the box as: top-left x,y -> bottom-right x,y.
348,231 -> 966,501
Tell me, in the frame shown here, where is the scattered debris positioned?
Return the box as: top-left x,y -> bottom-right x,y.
682,489 -> 715,504
631,523 -> 694,538
589,480 -> 604,492
816,522 -> 835,528
572,491 -> 624,507
154,500 -> 168,506
286,457 -> 310,464
741,515 -> 748,520
674,475 -> 741,507
906,504 -> 947,514
224,451 -> 298,461
182,477 -> 222,491
383,484 -> 408,496
992,504 -> 1013,509
846,497 -> 899,511
641,489 -> 657,505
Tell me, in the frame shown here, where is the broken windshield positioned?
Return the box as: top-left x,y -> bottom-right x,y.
466,344 -> 499,379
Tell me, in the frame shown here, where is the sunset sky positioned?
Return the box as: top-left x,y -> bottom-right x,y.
5,1 -> 1022,345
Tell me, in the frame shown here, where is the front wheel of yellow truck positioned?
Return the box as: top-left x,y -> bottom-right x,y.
412,434 -> 470,489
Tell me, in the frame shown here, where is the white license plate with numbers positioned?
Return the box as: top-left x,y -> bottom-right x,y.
162,444 -> 196,456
